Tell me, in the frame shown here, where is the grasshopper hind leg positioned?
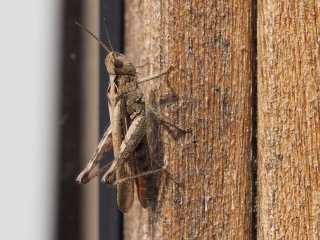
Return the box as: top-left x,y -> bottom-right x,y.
116,160 -> 135,213
76,125 -> 113,184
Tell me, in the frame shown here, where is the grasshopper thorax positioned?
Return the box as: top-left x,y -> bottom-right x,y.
105,52 -> 136,76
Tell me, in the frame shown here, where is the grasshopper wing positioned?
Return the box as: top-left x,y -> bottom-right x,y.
116,103 -> 135,213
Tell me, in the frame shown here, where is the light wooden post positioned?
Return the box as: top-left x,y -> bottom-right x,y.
80,1 -> 99,240
124,1 -> 254,239
258,1 -> 320,239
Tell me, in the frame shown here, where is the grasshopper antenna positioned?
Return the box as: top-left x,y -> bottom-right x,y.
104,18 -> 114,52
75,22 -> 111,53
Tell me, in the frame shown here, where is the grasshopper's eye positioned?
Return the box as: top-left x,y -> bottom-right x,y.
114,60 -> 123,68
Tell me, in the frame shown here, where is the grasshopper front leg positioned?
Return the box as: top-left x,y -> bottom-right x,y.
76,125 -> 113,184
101,114 -> 146,183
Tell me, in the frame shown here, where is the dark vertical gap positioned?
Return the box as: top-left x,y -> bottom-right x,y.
251,0 -> 258,239
99,1 -> 124,240
56,1 -> 83,240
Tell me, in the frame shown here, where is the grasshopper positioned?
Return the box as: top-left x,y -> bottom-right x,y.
75,22 -> 181,212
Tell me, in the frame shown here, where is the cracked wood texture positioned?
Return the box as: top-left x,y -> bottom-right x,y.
124,0 -> 253,239
258,1 -> 320,239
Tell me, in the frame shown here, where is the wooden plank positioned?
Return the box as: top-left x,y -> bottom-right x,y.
81,1 -> 99,240
124,0 -> 254,239
257,1 -> 320,239
56,1 -> 83,239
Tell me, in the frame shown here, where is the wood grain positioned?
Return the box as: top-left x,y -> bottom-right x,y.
258,1 -> 320,239
124,0 -> 254,239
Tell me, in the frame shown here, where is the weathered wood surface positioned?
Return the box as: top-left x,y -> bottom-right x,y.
257,1 -> 320,239
124,0 -> 254,239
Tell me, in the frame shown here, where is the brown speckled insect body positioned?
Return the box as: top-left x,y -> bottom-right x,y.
75,23 -> 169,212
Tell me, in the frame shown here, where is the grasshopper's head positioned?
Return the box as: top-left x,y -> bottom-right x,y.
74,22 -> 136,76
105,52 -> 136,76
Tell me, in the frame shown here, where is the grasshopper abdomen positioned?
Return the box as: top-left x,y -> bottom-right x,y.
134,140 -> 157,208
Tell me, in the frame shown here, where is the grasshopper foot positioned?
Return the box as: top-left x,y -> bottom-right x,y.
100,172 -> 113,184
76,170 -> 90,184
